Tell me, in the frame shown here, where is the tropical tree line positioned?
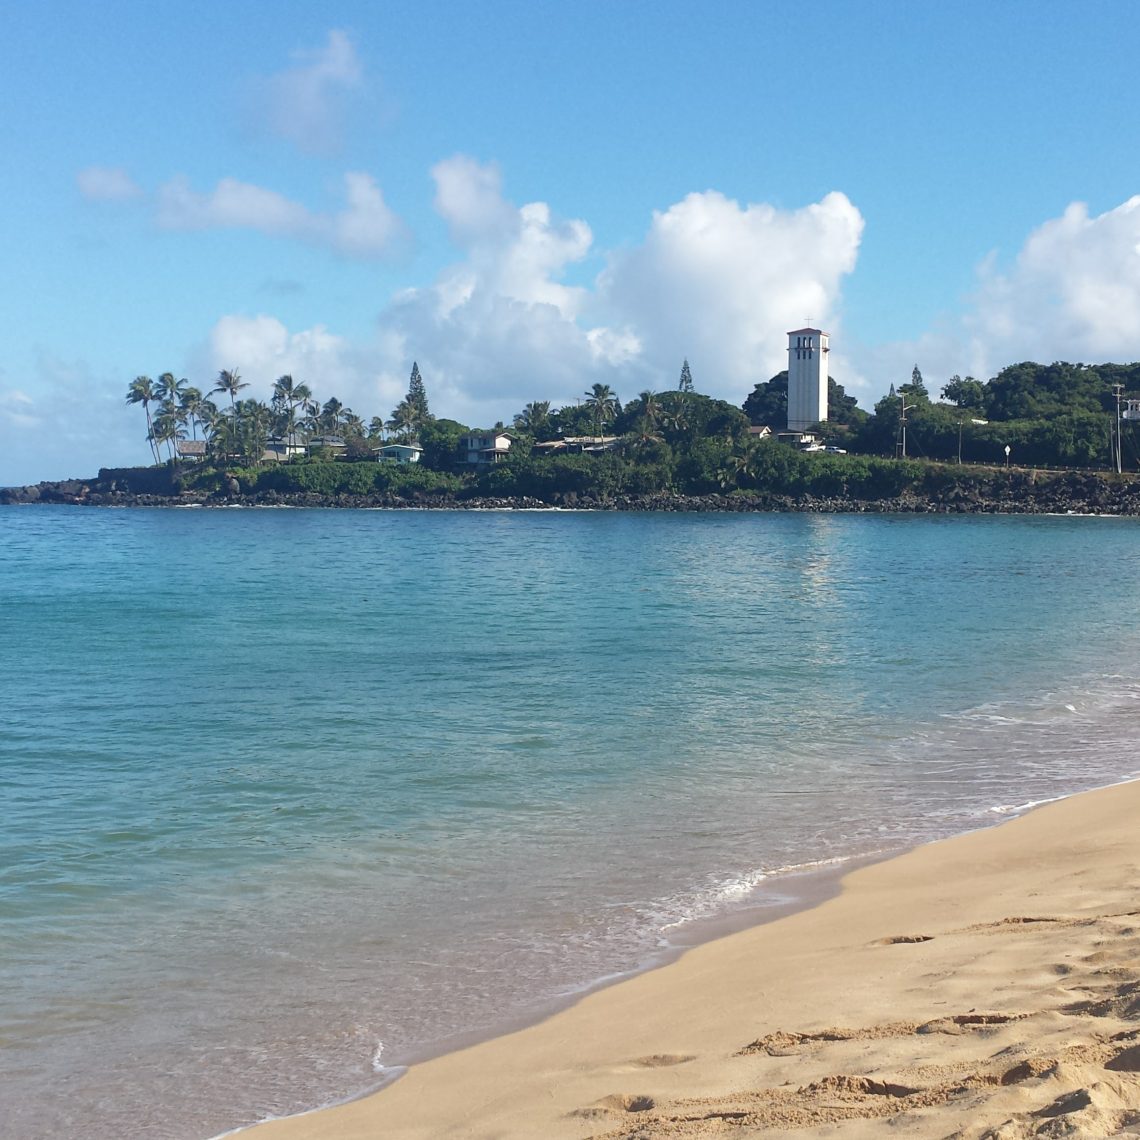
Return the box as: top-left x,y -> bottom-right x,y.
125,363 -> 436,466
126,354 -> 1140,505
744,360 -> 1140,470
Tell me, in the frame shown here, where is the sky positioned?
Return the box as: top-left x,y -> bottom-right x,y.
3,0 -> 1140,484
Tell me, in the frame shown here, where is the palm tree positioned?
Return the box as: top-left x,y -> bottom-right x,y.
514,400 -> 552,435
584,383 -> 619,438
319,397 -> 345,437
298,397 -> 321,444
126,375 -> 162,464
660,393 -> 691,439
637,390 -> 660,428
622,418 -> 665,459
152,402 -> 186,461
271,375 -> 312,453
386,399 -> 417,442
236,399 -> 272,465
368,415 -> 387,441
211,368 -> 248,444
179,387 -> 208,440
156,372 -> 187,409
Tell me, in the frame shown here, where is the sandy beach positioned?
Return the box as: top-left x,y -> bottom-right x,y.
236,780 -> 1140,1139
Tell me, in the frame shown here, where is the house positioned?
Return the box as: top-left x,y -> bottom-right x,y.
747,425 -> 773,440
374,442 -> 423,464
175,440 -> 206,460
306,436 -> 347,455
530,436 -> 620,456
776,430 -> 824,452
263,436 -> 307,462
460,430 -> 513,466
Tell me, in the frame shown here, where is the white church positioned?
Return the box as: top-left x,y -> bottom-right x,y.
785,327 -> 829,432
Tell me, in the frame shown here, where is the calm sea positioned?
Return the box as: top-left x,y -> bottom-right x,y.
2,506 -> 1139,1139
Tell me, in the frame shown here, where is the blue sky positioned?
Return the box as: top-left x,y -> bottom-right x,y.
3,0 -> 1140,483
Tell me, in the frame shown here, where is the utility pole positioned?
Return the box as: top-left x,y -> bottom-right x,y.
957,421 -> 963,465
898,391 -> 915,458
1114,383 -> 1124,474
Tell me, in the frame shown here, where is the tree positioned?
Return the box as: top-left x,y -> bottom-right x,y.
151,401 -> 186,460
317,397 -> 343,436
126,375 -> 161,464
638,390 -> 660,428
514,401 -> 552,436
156,372 -> 187,408
743,372 -> 864,429
903,364 -> 928,399
179,387 -> 209,440
390,362 -> 432,439
407,362 -> 430,422
584,383 -> 619,437
419,418 -> 470,469
211,368 -> 248,446
271,375 -> 312,451
678,359 -> 694,393
742,372 -> 789,426
387,399 -> 417,442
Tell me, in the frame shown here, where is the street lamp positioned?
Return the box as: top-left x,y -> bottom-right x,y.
898,392 -> 916,458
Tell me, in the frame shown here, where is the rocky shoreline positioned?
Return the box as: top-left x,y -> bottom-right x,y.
5,470 -> 1140,515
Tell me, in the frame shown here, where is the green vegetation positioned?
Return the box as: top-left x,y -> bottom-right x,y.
122,355 -> 1140,505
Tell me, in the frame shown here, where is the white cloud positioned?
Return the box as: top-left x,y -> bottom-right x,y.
256,29 -> 363,154
967,196 -> 1140,368
432,155 -> 518,245
155,172 -> 404,259
77,166 -> 142,201
365,162 -> 866,424
857,195 -> 1140,399
369,156 -> 617,421
600,190 -> 865,389
193,314 -> 406,419
0,388 -> 39,429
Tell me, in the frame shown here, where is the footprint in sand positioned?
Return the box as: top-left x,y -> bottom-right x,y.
631,1054 -> 695,1068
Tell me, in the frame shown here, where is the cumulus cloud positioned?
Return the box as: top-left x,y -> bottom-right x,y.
155,172 -> 404,258
77,166 -> 142,201
254,29 -> 363,154
600,190 -> 865,387
190,314 -> 406,419
373,164 -> 866,421
365,156 -> 621,419
967,196 -> 1140,368
859,196 -> 1140,396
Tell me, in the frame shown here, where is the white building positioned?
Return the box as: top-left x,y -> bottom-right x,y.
460,431 -> 513,466
786,327 -> 829,432
374,442 -> 423,464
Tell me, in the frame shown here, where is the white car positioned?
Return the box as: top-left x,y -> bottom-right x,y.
823,446 -> 847,454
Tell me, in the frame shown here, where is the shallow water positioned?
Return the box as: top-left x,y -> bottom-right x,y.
2,507 -> 1139,1139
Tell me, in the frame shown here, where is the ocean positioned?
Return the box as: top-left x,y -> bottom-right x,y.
2,505 -> 1139,1139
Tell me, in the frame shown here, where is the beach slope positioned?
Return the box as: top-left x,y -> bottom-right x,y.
242,781 -> 1140,1139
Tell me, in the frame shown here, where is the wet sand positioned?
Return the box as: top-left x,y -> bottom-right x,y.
239,780 -> 1140,1139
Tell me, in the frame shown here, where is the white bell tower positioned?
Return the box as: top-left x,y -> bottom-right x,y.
786,327 -> 829,431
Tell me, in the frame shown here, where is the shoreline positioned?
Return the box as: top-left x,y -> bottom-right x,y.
235,779 -> 1140,1139
7,467 -> 1140,515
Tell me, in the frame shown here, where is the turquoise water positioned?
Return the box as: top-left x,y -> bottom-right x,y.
3,506 -> 1140,1139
